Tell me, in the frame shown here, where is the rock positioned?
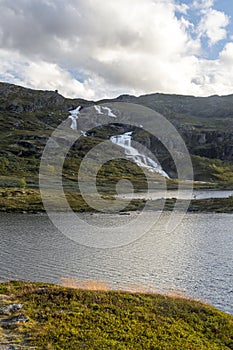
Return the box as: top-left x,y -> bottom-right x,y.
0,346 -> 17,350
0,314 -> 28,327
0,304 -> 23,315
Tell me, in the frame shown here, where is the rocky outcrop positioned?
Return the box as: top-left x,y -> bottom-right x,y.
0,299 -> 29,349
0,82 -> 90,114
182,131 -> 233,160
0,83 -> 65,112
0,314 -> 28,328
0,304 -> 23,315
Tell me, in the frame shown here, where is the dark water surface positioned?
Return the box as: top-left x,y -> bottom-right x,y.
0,211 -> 232,314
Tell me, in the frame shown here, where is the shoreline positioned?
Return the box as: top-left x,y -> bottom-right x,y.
0,187 -> 233,214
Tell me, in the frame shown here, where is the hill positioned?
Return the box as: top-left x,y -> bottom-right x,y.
0,82 -> 232,190
0,281 -> 232,349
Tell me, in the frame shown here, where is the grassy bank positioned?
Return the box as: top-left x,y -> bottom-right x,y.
0,281 -> 232,349
0,187 -> 233,213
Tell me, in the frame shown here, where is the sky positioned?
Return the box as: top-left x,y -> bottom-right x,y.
0,0 -> 233,100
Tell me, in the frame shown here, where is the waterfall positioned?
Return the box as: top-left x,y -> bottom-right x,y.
110,132 -> 169,178
68,106 -> 81,130
94,105 -> 104,114
94,105 -> 117,118
66,107 -> 169,177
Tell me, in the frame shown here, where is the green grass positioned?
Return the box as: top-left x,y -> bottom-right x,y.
188,196 -> 233,213
0,281 -> 232,349
1,187 -> 233,213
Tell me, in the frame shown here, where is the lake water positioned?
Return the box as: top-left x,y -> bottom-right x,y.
0,210 -> 232,314
117,189 -> 233,200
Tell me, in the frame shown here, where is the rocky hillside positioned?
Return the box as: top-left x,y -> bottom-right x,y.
102,93 -> 233,162
0,82 -> 232,186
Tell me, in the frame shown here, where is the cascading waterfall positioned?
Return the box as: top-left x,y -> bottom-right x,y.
67,106 -> 169,178
110,132 -> 169,178
68,106 -> 81,130
68,105 -> 116,131
94,105 -> 117,117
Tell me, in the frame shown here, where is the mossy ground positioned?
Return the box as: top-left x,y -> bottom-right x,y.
0,187 -> 233,213
0,281 -> 232,349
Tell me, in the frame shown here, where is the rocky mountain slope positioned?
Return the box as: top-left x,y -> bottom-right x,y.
102,93 -> 233,161
0,82 -> 232,187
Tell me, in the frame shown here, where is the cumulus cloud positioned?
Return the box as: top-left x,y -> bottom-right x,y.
190,41 -> 233,95
0,0 -> 232,98
198,9 -> 229,46
0,49 -> 96,99
220,42 -> 233,63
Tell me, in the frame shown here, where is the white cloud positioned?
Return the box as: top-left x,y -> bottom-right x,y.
219,42 -> 233,64
198,9 -> 229,46
189,42 -> 233,96
0,0 -> 232,99
193,0 -> 214,11
180,16 -> 194,30
0,49 -> 96,99
175,3 -> 190,14
24,61 -> 97,99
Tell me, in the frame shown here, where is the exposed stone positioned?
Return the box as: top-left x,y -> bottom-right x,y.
1,314 -> 28,327
0,304 -> 23,315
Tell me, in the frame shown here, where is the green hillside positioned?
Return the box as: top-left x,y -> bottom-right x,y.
0,82 -> 232,192
0,281 -> 232,349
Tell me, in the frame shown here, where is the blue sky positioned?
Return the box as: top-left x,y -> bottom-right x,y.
209,0 -> 233,57
177,0 -> 233,59
0,0 -> 232,99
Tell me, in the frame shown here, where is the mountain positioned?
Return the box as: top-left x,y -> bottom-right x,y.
0,82 -> 232,188
101,92 -> 233,160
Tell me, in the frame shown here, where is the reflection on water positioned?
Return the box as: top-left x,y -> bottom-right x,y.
0,212 -> 232,314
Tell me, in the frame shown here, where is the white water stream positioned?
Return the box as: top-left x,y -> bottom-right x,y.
67,107 -> 169,178
110,132 -> 169,178
68,106 -> 81,130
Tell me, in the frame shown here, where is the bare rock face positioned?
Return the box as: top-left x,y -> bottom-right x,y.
0,82 -> 66,113
182,131 -> 233,160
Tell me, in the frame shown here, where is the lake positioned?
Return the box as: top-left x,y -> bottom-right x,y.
117,189 -> 233,200
0,210 -> 232,314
